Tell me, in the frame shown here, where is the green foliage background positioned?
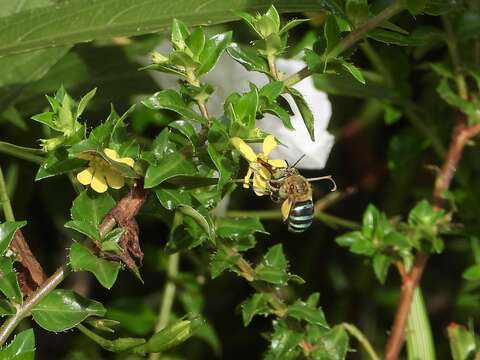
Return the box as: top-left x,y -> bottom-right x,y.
1,0 -> 480,359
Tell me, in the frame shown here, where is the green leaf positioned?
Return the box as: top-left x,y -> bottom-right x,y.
0,221 -> 26,255
171,19 -> 190,50
241,293 -> 271,326
463,264 -> 480,281
209,248 -> 236,279
155,188 -> 192,210
69,242 -> 121,289
406,0 -> 427,15
228,87 -> 259,129
437,78 -> 480,122
0,299 -> 16,317
265,320 -> 303,360
424,0 -> 458,15
196,32 -> 232,76
135,317 -> 202,355
178,205 -> 214,240
311,325 -> 349,359
340,61 -> 365,84
255,244 -> 289,285
287,87 -> 315,140
0,48 -> 70,112
76,88 -> 97,118
142,90 -> 206,124
144,152 -> 197,188
0,328 -> 35,360
373,253 -> 391,284
0,258 -> 22,302
186,28 -> 206,57
324,15 -> 341,57
408,200 -> 443,229
216,217 -> 267,240
70,190 -> 116,227
346,0 -> 369,24
64,220 -> 100,241
35,148 -> 86,181
0,1 -> 334,57
226,43 -> 269,73
368,27 -> 442,47
448,323 -> 477,360
287,296 -> 328,327
279,18 -> 309,35
32,289 -> 106,332
207,143 -> 235,191
259,81 -> 285,103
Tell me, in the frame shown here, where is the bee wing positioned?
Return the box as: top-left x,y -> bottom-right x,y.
281,198 -> 293,222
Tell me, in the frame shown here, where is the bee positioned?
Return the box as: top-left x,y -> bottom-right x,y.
256,157 -> 336,233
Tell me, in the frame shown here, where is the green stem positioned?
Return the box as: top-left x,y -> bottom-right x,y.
406,288 -> 435,360
225,210 -> 360,230
0,266 -> 68,346
77,323 -> 111,347
267,54 -> 279,80
0,166 -> 15,222
149,252 -> 180,360
442,16 -> 468,100
342,323 -> 381,360
360,40 -> 393,87
0,142 -> 44,164
284,0 -> 404,87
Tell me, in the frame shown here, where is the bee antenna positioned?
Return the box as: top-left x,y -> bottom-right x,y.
307,175 -> 337,192
291,154 -> 306,168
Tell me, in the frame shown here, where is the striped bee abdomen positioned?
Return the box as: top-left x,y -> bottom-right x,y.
269,179 -> 283,202
288,200 -> 314,233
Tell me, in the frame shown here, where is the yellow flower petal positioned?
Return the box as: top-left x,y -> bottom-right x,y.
268,159 -> 288,168
117,156 -> 135,167
104,148 -> 120,161
231,137 -> 257,163
243,168 -> 253,189
262,135 -> 277,157
105,168 -> 125,189
77,167 -> 94,185
90,169 -> 108,193
252,166 -> 271,196
104,148 -> 134,168
253,174 -> 268,196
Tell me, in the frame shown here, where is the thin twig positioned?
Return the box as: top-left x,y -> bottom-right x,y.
0,181 -> 147,346
343,323 -> 381,360
284,1 -> 404,87
0,165 -> 46,291
384,120 -> 480,360
0,266 -> 67,346
149,252 -> 180,360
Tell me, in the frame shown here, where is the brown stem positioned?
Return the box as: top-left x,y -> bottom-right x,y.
0,181 -> 147,346
384,254 -> 428,360
384,119 -> 480,360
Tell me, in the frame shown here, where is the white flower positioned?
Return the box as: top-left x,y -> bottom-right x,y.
144,42 -> 334,170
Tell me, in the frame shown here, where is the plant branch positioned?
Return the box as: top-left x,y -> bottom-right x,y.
0,180 -> 147,346
0,165 -> 47,292
0,142 -> 44,164
385,119 -> 480,360
0,265 -> 67,347
342,323 -> 381,360
149,252 -> 180,360
284,1 -> 404,87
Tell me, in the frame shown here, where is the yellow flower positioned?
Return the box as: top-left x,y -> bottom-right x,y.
76,148 -> 135,193
231,135 -> 287,196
